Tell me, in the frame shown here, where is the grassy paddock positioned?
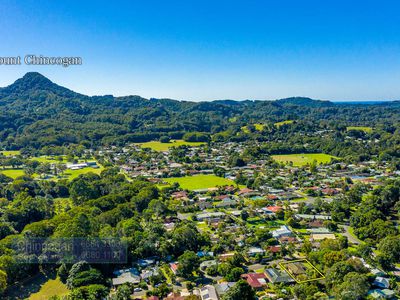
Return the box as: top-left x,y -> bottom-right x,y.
346,126 -> 372,133
62,166 -> 103,180
134,140 -> 206,151
271,153 -> 338,166
241,123 -> 265,133
275,120 -> 294,127
0,150 -> 21,156
0,169 -> 25,179
31,156 -> 69,164
29,277 -> 69,300
163,174 -> 236,190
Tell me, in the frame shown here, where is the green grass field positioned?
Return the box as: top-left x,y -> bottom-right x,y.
271,153 -> 338,166
346,126 -> 372,133
0,150 -> 21,156
135,140 -> 206,151
0,169 -> 25,178
241,123 -> 265,133
29,277 -> 69,300
275,120 -> 294,127
163,174 -> 236,190
31,156 -> 69,164
62,166 -> 104,180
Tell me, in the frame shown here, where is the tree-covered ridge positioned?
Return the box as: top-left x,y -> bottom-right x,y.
0,72 -> 399,150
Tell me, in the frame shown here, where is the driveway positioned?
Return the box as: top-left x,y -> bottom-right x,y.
339,225 -> 362,245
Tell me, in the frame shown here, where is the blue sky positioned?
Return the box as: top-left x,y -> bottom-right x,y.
0,0 -> 399,101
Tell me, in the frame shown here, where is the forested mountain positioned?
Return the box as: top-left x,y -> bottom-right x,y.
0,72 -> 399,149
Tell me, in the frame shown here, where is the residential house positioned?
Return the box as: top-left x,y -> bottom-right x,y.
264,268 -> 295,284
247,247 -> 265,257
286,262 -> 306,276
199,285 -> 219,300
170,262 -> 179,275
215,282 -> 235,298
373,277 -> 390,289
241,273 -> 268,290
112,268 -> 141,287
368,289 -> 396,299
200,260 -> 217,271
197,212 -> 225,222
272,225 -> 292,238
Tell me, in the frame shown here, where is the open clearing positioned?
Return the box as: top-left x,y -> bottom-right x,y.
31,156 -> 69,164
163,174 -> 236,190
1,165 -> 103,181
29,277 -> 68,300
275,120 -> 294,127
134,140 -> 206,151
62,166 -> 103,180
0,150 -> 21,156
0,169 -> 25,178
346,126 -> 373,133
241,123 -> 265,133
271,153 -> 338,166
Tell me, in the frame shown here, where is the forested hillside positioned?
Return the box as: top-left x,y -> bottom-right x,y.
1,72 -> 399,150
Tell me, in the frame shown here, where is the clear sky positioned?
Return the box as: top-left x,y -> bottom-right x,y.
0,0 -> 399,101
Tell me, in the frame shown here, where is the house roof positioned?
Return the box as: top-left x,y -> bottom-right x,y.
238,188 -> 254,195
267,246 -> 281,253
199,285 -> 219,300
241,273 -> 268,288
264,268 -> 294,283
272,225 -> 292,238
265,206 -> 283,213
214,282 -> 236,296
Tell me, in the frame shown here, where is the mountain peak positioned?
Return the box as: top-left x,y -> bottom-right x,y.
0,72 -> 79,98
21,71 -> 51,81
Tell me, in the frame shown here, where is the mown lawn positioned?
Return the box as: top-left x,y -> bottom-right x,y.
246,217 -> 269,228
0,169 -> 25,178
196,221 -> 212,232
271,153 -> 338,166
62,166 -> 104,180
163,174 -> 236,190
346,126 -> 373,133
30,156 -> 96,164
29,277 -> 69,300
134,140 -> 206,151
30,156 -> 69,164
275,120 -> 294,127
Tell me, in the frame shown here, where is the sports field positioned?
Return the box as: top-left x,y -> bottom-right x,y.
271,153 -> 338,166
163,174 -> 236,190
346,126 -> 372,133
135,140 -> 206,151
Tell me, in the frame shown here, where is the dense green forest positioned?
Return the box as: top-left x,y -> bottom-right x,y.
1,72 -> 399,154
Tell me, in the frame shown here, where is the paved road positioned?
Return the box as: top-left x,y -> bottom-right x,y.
339,225 -> 362,245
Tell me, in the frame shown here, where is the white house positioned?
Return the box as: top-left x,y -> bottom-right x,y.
272,225 -> 292,238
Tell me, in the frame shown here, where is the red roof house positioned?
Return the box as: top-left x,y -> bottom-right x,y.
241,273 -> 268,289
